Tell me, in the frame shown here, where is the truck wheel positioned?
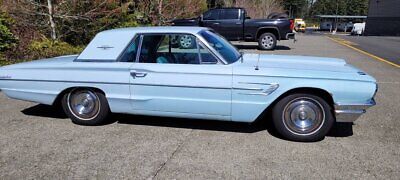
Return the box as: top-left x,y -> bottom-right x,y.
258,33 -> 277,50
179,35 -> 195,49
272,93 -> 334,142
62,88 -> 110,126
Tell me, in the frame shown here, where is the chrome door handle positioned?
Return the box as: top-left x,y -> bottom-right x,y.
213,22 -> 220,25
130,72 -> 147,78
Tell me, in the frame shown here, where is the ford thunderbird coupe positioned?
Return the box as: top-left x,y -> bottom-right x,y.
0,27 -> 377,141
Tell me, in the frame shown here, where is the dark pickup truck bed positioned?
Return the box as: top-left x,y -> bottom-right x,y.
172,8 -> 295,50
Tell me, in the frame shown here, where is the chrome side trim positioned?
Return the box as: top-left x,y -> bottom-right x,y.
0,79 -> 232,90
232,87 -> 263,91
235,74 -> 375,83
236,83 -> 279,96
0,78 -> 131,85
129,68 -> 232,77
131,83 -> 231,90
238,82 -> 276,85
334,99 -> 376,122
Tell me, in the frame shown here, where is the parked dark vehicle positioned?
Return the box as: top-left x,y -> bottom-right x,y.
171,8 -> 295,50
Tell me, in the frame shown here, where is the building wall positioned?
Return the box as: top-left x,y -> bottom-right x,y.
365,0 -> 400,36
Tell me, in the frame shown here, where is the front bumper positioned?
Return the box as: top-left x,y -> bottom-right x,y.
334,99 -> 376,123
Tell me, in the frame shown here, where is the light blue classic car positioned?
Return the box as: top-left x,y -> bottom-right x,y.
0,27 -> 377,141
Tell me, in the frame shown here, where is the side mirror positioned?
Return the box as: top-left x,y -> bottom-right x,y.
246,16 -> 251,19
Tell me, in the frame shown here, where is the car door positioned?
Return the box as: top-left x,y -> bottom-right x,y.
217,9 -> 243,40
129,33 -> 232,119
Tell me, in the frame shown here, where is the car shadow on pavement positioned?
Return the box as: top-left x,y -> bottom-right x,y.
21,104 -> 353,138
234,45 -> 291,51
22,104 -> 68,119
327,122 -> 354,137
114,113 -> 269,134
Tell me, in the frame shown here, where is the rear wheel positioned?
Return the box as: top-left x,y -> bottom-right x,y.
179,35 -> 195,49
61,88 -> 110,126
272,93 -> 334,142
258,32 -> 277,50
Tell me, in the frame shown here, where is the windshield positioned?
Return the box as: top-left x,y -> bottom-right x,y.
199,30 -> 241,64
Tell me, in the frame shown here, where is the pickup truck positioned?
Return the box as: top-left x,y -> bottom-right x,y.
171,8 -> 295,50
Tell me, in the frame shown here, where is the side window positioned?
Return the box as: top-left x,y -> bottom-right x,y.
198,42 -> 218,64
221,9 -> 239,20
139,34 -> 200,64
169,35 -> 200,64
119,36 -> 140,62
139,35 -> 164,63
138,33 -> 218,65
203,9 -> 220,20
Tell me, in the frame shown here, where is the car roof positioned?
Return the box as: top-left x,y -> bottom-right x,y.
77,26 -> 210,61
101,26 -> 209,35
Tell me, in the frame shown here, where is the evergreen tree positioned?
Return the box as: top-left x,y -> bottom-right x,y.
311,0 -> 368,16
0,12 -> 17,52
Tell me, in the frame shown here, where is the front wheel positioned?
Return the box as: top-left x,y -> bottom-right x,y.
61,88 -> 110,126
272,93 -> 334,142
258,33 -> 277,50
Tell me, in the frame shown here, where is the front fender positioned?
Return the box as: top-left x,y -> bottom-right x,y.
231,75 -> 377,122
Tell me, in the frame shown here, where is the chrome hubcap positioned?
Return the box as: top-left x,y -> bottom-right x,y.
67,90 -> 100,120
180,35 -> 193,48
261,35 -> 274,48
283,97 -> 325,135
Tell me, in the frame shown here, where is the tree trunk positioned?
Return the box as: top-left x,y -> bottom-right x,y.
158,0 -> 163,25
47,0 -> 57,40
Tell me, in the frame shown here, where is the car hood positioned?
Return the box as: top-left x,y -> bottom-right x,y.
1,55 -> 78,69
234,54 -> 376,82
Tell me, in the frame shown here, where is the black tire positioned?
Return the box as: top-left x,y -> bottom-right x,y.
258,33 -> 277,50
272,93 -> 334,142
61,88 -> 110,126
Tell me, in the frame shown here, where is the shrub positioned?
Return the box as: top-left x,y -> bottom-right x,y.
0,12 -> 18,66
28,38 -> 83,60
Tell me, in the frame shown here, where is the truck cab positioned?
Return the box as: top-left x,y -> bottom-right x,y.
200,8 -> 246,40
172,8 -> 295,50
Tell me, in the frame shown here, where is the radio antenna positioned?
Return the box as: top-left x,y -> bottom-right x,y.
255,55 -> 260,70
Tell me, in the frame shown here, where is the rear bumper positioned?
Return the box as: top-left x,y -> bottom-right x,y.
334,99 -> 376,123
285,33 -> 296,40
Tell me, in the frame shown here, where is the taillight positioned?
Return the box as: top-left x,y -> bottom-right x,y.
290,19 -> 294,31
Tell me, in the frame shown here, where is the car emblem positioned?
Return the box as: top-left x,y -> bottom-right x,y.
97,45 -> 114,50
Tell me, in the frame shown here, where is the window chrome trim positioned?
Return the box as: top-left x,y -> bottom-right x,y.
135,35 -> 144,63
198,41 -> 219,65
116,34 -> 140,63
195,33 -> 229,65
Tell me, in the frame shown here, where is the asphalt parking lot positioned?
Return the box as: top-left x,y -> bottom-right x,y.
1,34 -> 399,179
339,35 -> 400,65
